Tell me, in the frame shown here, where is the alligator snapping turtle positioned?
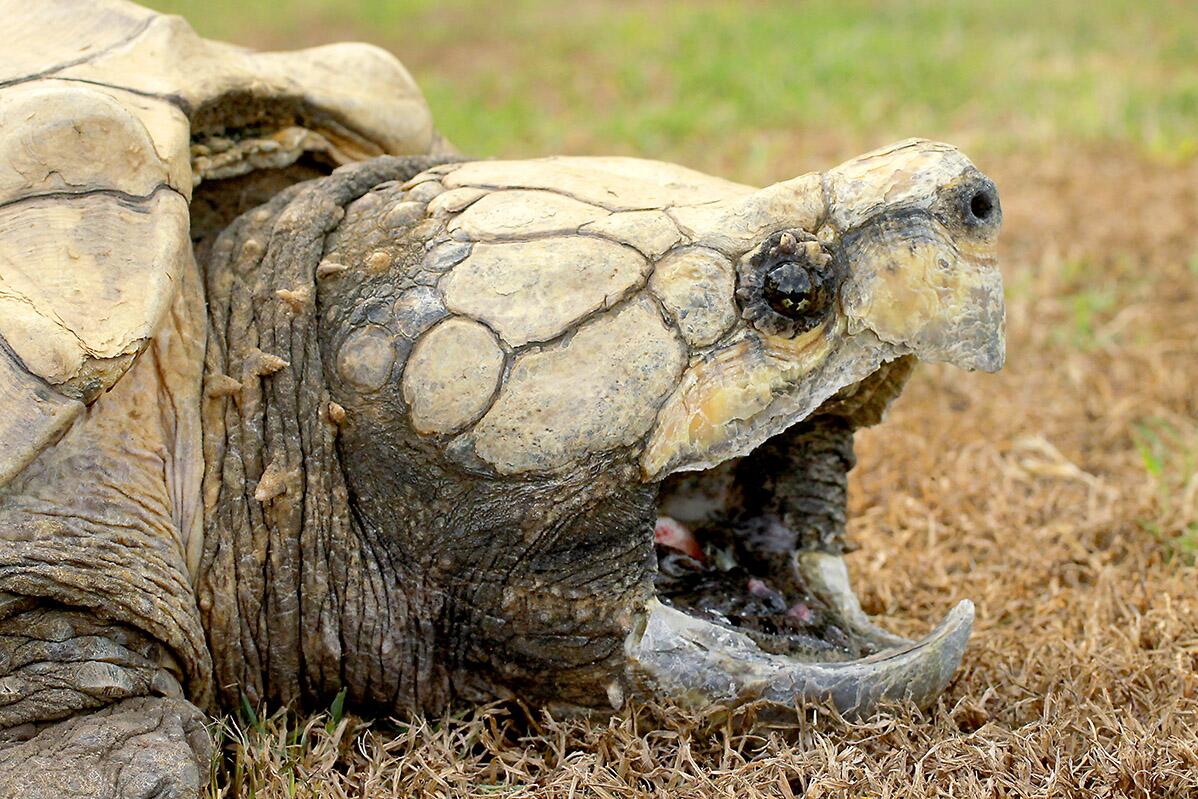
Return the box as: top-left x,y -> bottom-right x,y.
0,2 -> 1003,796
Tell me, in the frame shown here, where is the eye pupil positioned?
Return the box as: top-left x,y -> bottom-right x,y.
763,262 -> 818,319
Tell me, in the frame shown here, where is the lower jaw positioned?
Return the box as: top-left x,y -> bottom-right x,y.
625,411 -> 973,717
625,588 -> 973,718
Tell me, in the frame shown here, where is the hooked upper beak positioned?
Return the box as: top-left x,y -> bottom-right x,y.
837,211 -> 1005,374
824,139 -> 1005,374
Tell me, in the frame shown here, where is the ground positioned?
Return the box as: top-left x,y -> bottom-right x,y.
150,1 -> 1198,796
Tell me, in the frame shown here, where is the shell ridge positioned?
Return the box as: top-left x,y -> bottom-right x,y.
0,13 -> 157,90
0,181 -> 181,214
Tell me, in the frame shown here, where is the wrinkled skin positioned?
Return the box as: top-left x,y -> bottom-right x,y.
0,140 -> 1002,798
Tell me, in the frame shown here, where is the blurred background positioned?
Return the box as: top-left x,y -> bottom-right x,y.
152,0 -> 1196,180
144,1 -> 1198,795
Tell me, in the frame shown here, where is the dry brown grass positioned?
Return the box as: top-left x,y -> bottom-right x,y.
208,148 -> 1198,798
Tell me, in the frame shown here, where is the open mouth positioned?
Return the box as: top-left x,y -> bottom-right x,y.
627,356 -> 974,716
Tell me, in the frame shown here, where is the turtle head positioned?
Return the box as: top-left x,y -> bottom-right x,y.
308,144 -> 1003,716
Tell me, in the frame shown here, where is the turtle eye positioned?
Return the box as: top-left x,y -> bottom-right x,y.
763,261 -> 833,320
736,230 -> 840,338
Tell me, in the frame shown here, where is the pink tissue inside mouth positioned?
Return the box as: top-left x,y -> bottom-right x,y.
787,602 -> 814,625
654,516 -> 704,562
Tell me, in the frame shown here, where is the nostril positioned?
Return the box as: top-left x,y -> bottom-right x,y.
969,190 -> 995,222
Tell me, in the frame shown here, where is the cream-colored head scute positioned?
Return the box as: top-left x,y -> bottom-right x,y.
393,141 -> 1003,481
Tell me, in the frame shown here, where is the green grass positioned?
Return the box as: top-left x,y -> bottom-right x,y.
149,0 -> 1198,180
214,692 -> 357,798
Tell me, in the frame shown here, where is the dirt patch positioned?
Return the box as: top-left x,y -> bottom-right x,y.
210,146 -> 1198,798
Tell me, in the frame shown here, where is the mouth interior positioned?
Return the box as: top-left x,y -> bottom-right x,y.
651,356 -> 919,663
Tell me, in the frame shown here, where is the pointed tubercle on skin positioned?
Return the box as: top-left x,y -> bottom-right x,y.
204,373 -> 242,398
275,287 -> 311,311
253,461 -> 287,503
246,349 -> 289,377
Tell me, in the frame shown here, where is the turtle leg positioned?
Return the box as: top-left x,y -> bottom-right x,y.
0,601 -> 211,799
0,270 -> 213,797
0,675 -> 209,799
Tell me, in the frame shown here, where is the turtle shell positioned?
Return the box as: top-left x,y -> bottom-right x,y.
0,0 -> 438,486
